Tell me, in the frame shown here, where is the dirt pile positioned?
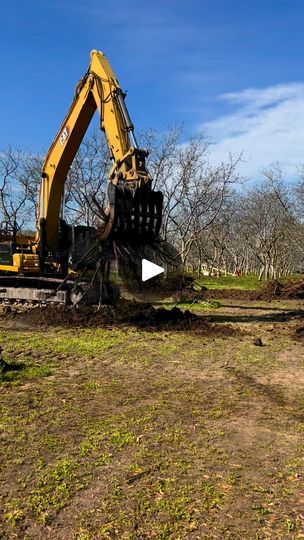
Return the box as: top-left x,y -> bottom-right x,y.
256,279 -> 304,300
204,278 -> 304,301
1,302 -> 198,330
294,325 -> 304,340
1,304 -> 116,328
127,304 -> 197,328
204,289 -> 256,301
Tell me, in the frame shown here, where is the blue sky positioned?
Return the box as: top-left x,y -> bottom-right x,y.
1,0 -> 304,177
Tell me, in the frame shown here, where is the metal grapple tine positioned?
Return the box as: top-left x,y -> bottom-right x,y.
139,190 -> 148,236
154,191 -> 164,237
133,190 -> 140,233
124,190 -> 133,234
147,193 -> 155,235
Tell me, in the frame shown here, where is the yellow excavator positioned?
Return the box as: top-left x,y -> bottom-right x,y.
0,50 -> 163,304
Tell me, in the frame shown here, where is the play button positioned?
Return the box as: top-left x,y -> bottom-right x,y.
142,259 -> 165,282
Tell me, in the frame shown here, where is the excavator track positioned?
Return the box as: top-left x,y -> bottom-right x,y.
0,276 -> 96,306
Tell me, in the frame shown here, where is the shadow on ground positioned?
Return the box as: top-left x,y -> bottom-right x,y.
1,300 -> 303,337
205,305 -> 304,324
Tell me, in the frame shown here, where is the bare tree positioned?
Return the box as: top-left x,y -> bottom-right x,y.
236,166 -> 296,279
65,130 -> 110,226
142,127 -> 241,270
0,147 -> 36,234
140,124 -> 184,241
17,153 -> 43,223
0,130 -> 111,235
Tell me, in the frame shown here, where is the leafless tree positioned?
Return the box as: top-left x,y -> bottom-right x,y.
140,124 -> 184,241
142,127 -> 242,270
235,166 -> 296,279
0,147 -> 37,234
65,129 -> 110,226
0,129 -> 111,235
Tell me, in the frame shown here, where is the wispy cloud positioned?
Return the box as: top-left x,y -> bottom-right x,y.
201,83 -> 304,179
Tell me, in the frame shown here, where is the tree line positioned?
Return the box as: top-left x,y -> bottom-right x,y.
1,126 -> 304,280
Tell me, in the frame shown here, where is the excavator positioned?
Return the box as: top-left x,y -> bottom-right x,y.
0,50 -> 163,305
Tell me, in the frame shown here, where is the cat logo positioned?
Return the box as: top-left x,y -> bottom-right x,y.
59,125 -> 70,146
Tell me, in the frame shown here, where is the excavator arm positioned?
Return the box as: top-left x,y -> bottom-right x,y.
37,50 -> 160,254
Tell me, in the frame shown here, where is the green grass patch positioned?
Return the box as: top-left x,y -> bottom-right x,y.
0,361 -> 53,385
0,327 -> 126,357
198,274 -> 260,290
172,300 -> 221,310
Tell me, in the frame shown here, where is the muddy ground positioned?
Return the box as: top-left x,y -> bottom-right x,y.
0,295 -> 303,539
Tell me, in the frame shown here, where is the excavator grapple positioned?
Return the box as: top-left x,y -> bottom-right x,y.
110,183 -> 163,241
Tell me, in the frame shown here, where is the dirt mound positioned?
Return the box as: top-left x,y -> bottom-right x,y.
203,278 -> 304,301
127,304 -> 197,328
1,302 -> 197,330
0,302 -> 241,337
256,279 -> 304,300
294,325 -> 304,340
204,289 -> 257,301
1,304 -> 116,328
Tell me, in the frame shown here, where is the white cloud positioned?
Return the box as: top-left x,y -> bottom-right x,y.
201,83 -> 304,179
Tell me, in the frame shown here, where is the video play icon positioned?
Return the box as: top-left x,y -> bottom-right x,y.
142,259 -> 165,282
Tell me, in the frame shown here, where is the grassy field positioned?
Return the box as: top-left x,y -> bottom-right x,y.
198,273 -> 304,291
0,298 -> 303,539
199,274 -> 261,290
